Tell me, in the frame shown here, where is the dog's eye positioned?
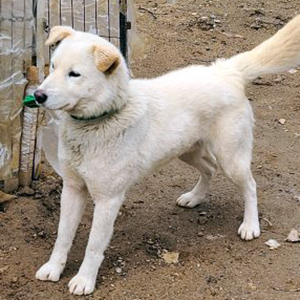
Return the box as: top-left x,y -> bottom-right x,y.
69,71 -> 81,77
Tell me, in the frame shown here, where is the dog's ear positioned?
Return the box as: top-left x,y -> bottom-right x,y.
45,26 -> 75,47
93,45 -> 121,74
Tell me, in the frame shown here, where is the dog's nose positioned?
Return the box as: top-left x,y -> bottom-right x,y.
34,90 -> 48,104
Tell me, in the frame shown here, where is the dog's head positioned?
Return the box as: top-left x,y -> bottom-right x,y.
34,26 -> 129,118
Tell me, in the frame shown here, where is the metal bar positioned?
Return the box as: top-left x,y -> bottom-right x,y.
23,0 -> 26,51
119,0 -> 127,60
83,0 -> 86,31
48,0 -> 51,61
71,0 -> 74,28
94,0 -> 98,35
108,0 -> 110,41
60,0 -> 62,25
0,0 -> 1,33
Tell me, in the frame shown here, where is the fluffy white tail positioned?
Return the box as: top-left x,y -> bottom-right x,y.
228,15 -> 300,81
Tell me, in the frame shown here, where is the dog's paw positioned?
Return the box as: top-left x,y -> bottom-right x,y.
35,262 -> 64,282
68,274 -> 95,295
176,192 -> 204,208
238,221 -> 260,240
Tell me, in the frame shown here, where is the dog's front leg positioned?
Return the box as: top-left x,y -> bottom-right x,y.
68,194 -> 124,295
36,183 -> 87,282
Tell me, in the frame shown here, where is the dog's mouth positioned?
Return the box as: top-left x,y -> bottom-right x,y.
41,102 -> 73,111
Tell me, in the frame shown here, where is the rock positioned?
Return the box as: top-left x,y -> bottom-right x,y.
293,195 -> 300,203
161,250 -> 179,264
115,267 -> 122,274
38,231 -> 47,239
285,229 -> 300,243
248,8 -> 265,17
12,277 -> 18,283
198,216 -> 208,225
273,75 -> 283,83
205,234 -> 225,240
17,186 -> 35,196
198,211 -> 207,216
278,118 -> 286,125
0,266 -> 9,274
0,190 -> 16,203
234,34 -> 244,39
265,239 -> 280,250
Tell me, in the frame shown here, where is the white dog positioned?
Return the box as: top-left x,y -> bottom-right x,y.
34,16 -> 300,295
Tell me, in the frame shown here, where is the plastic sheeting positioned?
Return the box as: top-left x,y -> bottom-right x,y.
0,0 -> 35,191
19,66 -> 40,186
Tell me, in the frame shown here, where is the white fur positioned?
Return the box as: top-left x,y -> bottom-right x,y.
35,16 -> 300,295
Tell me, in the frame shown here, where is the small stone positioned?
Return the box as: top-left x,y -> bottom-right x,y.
38,231 -> 47,238
197,232 -> 204,237
248,282 -> 257,291
234,34 -> 244,39
12,277 -> 18,283
285,229 -> 300,243
0,190 -> 16,203
198,216 -> 208,225
0,266 -> 9,274
206,234 -> 225,240
200,16 -> 209,21
265,239 -> 280,250
161,251 -> 179,264
17,186 -> 35,196
278,118 -> 286,125
293,195 -> 300,203
273,76 -> 283,83
115,267 -> 122,274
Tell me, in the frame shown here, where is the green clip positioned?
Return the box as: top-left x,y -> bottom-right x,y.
23,95 -> 39,108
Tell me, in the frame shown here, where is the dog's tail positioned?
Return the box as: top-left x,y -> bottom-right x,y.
227,15 -> 300,81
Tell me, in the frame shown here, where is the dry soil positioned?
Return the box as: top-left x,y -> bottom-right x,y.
1,0 -> 300,299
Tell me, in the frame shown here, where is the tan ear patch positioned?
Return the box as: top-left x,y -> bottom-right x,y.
93,45 -> 121,74
45,26 -> 75,47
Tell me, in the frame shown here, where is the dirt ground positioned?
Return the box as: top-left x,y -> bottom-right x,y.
1,0 -> 300,299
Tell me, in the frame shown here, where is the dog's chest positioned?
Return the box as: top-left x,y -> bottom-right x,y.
60,124 -> 141,193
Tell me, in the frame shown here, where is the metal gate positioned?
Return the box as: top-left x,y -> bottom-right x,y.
42,0 -> 128,62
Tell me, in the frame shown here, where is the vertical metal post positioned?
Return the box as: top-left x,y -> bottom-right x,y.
32,0 -> 45,179
119,0 -> 127,60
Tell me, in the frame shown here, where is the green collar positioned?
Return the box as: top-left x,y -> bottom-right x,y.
70,108 -> 119,122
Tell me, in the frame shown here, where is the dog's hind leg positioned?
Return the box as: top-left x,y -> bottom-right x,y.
177,145 -> 217,208
212,109 -> 260,240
